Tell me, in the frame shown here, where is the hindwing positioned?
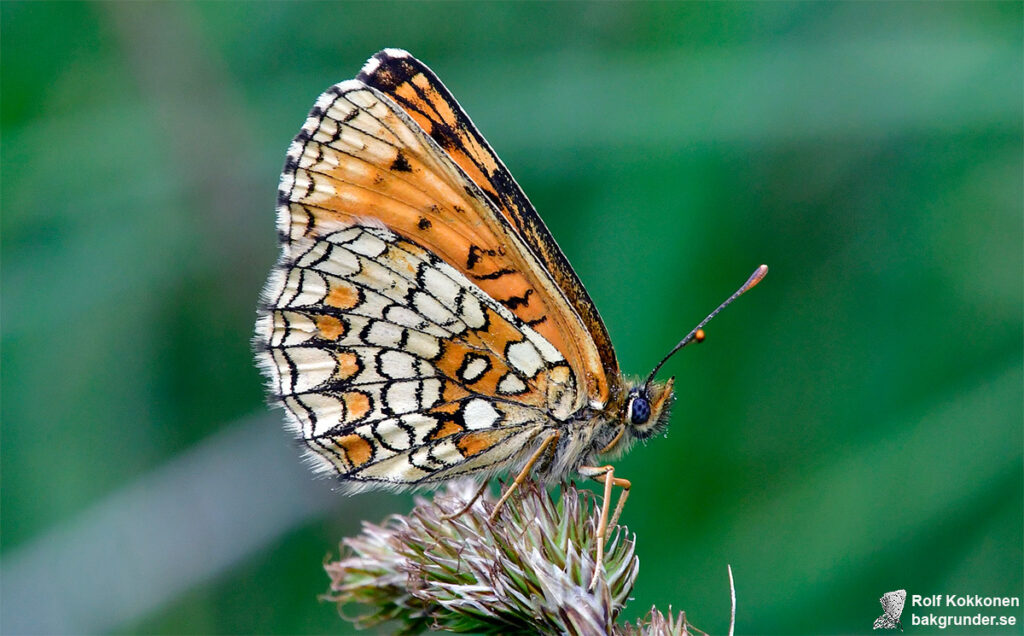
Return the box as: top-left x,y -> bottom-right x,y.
256,222 -> 575,488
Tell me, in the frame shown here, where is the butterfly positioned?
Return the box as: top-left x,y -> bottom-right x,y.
873,589 -> 906,631
254,48 -> 766,588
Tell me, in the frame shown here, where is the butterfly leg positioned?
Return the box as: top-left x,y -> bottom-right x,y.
603,475 -> 631,532
440,479 -> 490,521
578,464 -> 631,590
487,431 -> 560,523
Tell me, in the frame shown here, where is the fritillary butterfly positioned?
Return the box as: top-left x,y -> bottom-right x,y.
254,49 -> 766,588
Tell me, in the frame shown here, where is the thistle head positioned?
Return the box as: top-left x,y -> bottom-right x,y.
324,480 -> 639,634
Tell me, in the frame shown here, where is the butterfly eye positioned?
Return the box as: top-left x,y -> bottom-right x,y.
629,395 -> 651,425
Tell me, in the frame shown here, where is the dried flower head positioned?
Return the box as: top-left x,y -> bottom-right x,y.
324,480 -> 714,635
619,607 -> 705,636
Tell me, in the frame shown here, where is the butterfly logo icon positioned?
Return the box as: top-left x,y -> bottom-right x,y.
254,49 -> 766,589
873,589 -> 907,631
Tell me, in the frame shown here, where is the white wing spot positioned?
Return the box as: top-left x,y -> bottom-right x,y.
271,311 -> 317,347
497,373 -> 527,395
373,419 -> 412,451
413,291 -> 459,328
384,305 -> 426,329
421,267 -> 461,306
310,172 -> 337,197
460,356 -> 488,383
310,115 -> 339,144
460,293 -> 486,329
325,102 -> 356,124
344,232 -> 388,257
325,227 -> 363,244
404,331 -> 440,360
419,378 -> 442,409
270,349 -> 293,392
410,444 -> 443,470
289,347 -> 337,393
379,350 -> 418,379
430,439 -> 463,466
463,399 -> 500,430
365,321 -> 403,347
295,241 -> 329,268
311,245 -> 360,278
284,269 -> 327,308
385,381 -> 419,415
525,330 -> 563,363
506,340 -> 543,377
357,453 -> 429,482
294,393 -> 345,437
350,288 -> 390,319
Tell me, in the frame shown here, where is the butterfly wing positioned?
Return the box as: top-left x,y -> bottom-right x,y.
257,221 -> 576,489
357,49 -> 620,401
881,590 -> 906,619
258,49 -> 626,488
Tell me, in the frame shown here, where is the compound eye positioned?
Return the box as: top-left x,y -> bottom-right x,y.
629,395 -> 651,425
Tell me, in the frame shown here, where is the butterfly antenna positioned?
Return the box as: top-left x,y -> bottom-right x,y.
644,264 -> 768,389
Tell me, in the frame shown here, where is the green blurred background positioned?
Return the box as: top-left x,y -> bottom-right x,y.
2,2 -> 1021,634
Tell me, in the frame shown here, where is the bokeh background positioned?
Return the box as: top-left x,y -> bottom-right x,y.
3,2 -> 1021,634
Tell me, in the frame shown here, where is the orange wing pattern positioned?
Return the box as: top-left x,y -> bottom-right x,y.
276,56 -> 616,405
358,50 -> 621,393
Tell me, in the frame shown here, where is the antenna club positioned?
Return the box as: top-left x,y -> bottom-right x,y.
742,264 -> 769,294
643,263 -> 767,388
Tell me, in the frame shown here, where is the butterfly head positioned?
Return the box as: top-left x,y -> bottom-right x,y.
624,377 -> 675,440
598,377 -> 675,458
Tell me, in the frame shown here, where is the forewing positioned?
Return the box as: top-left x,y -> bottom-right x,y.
256,222 -> 575,489
355,49 -> 620,401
